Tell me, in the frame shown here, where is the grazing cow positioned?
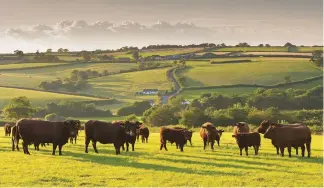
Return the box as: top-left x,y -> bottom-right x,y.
264,125 -> 311,157
257,120 -> 309,156
4,124 -> 11,136
200,122 -> 224,150
139,126 -> 150,143
232,132 -> 261,156
84,120 -> 126,155
233,122 -> 250,135
160,127 -> 186,152
69,120 -> 81,144
173,127 -> 193,146
124,121 -> 141,152
14,119 -> 80,155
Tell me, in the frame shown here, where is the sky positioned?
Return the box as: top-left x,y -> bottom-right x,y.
0,0 -> 323,53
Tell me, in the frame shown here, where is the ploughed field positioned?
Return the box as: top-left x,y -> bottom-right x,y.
0,132 -> 322,187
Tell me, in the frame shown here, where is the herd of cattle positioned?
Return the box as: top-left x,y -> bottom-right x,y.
3,119 -> 312,158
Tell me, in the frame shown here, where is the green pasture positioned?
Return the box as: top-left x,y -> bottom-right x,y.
0,62 -> 68,70
178,58 -> 322,87
140,48 -> 203,57
0,87 -> 103,109
211,46 -> 322,52
0,132 -> 322,186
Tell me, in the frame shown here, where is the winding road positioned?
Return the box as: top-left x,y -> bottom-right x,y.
161,67 -> 182,104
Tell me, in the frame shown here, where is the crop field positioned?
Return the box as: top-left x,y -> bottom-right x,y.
0,62 -> 68,70
0,63 -> 138,89
0,87 -> 103,109
0,132 -> 322,187
178,58 -> 322,87
211,46 -> 322,52
140,48 -> 203,57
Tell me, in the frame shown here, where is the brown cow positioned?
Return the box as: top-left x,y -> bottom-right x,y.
139,126 -> 150,143
135,121 -> 143,142
14,119 -> 80,155
124,121 -> 141,152
233,122 -> 250,135
258,120 -> 307,156
160,127 -> 186,152
200,122 -> 224,150
232,132 -> 261,156
69,120 -> 81,144
264,125 -> 311,157
173,127 -> 193,146
85,120 -> 126,155
4,124 -> 11,136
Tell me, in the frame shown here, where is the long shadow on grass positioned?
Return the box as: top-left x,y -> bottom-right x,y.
63,150 -> 240,176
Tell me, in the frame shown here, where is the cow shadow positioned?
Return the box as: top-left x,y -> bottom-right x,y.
64,150 -> 240,176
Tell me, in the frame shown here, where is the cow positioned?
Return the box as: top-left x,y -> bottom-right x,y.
160,127 -> 186,152
14,119 -> 80,155
124,121 -> 141,152
135,121 -> 143,142
264,125 -> 311,157
200,122 -> 224,150
4,124 -> 11,136
233,122 -> 250,135
173,127 -> 193,146
139,126 -> 150,143
69,120 -> 81,144
257,120 -> 309,156
232,132 -> 261,156
84,120 -> 126,155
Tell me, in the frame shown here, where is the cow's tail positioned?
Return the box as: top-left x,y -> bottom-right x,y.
14,126 -> 20,147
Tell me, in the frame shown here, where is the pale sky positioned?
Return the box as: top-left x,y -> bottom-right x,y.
0,0 -> 322,52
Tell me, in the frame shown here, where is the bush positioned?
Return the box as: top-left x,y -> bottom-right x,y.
179,107 -> 210,128
125,114 -> 138,121
145,105 -> 178,126
117,101 -> 151,116
45,113 -> 66,122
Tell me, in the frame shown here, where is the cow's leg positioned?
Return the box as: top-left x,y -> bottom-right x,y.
276,146 -> 279,155
203,138 -> 207,150
52,144 -> 57,155
217,140 -> 220,146
245,146 -> 248,156
121,144 -> 125,151
58,145 -> 63,155
306,142 -> 311,158
16,138 -> 19,151
141,136 -> 144,143
211,141 -> 215,151
23,142 -> 30,155
295,146 -> 298,155
287,146 -> 292,158
253,145 -> 257,155
280,147 -> 284,157
180,144 -> 184,152
74,136 -> 77,144
189,139 -> 192,146
92,140 -> 98,153
256,145 -> 260,155
131,143 -> 135,151
85,138 -> 90,153
301,144 -> 305,157
176,143 -> 179,149
12,138 -> 15,151
114,143 -> 119,155
163,140 -> 168,151
146,137 -> 148,143
126,142 -> 129,152
240,147 -> 243,156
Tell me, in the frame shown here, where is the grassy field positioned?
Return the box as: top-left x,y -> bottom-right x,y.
0,132 -> 322,187
0,62 -> 68,70
178,58 -> 322,87
179,79 -> 323,100
0,63 -> 138,89
0,87 -> 103,109
140,48 -> 203,57
211,46 -> 322,52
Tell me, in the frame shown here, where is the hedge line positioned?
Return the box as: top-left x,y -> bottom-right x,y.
210,59 -> 252,64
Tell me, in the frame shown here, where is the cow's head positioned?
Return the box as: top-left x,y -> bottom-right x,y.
124,121 -> 137,137
264,126 -> 275,139
257,120 -> 270,134
63,120 -> 80,136
217,130 -> 224,137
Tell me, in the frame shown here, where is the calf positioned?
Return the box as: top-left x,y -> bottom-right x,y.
69,120 -> 81,144
200,122 -> 224,150
4,124 -> 11,136
160,127 -> 186,152
139,126 -> 150,143
232,132 -> 261,156
124,121 -> 141,152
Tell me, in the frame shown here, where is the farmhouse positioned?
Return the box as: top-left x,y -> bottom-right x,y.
137,89 -> 159,95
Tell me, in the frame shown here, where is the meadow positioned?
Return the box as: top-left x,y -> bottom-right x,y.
140,48 -> 203,57
211,46 -> 322,52
178,58 -> 322,87
0,87 -> 103,109
0,62 -> 68,70
0,132 -> 322,187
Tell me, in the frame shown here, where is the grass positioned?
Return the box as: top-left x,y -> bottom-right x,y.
0,62 -> 68,70
0,132 -> 322,186
0,87 -> 103,109
211,46 -> 322,52
178,58 -> 322,87
140,48 -> 203,57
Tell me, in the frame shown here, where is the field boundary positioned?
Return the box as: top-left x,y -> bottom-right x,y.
181,75 -> 323,91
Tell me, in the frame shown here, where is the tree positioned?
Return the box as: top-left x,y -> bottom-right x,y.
284,75 -> 291,83
132,51 -> 140,62
46,48 -> 52,53
57,48 -> 64,53
265,44 -> 271,47
287,45 -> 298,52
2,96 -> 34,120
310,50 -> 323,67
81,51 -> 91,61
14,50 -> 24,59
125,114 -> 138,121
63,49 -> 69,53
146,105 -> 178,126
284,42 -> 293,47
258,44 -> 264,47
